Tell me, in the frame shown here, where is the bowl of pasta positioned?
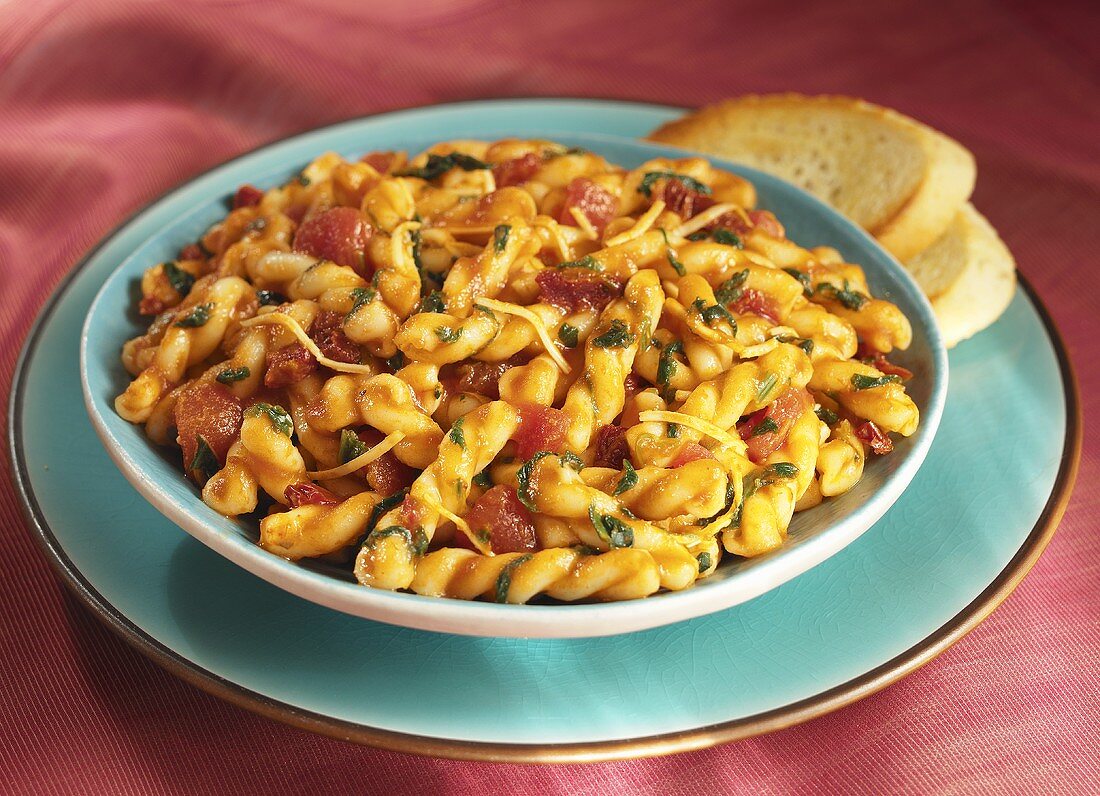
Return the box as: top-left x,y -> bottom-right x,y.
80,129 -> 946,637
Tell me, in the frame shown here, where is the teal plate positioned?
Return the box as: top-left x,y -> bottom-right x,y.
9,101 -> 1080,762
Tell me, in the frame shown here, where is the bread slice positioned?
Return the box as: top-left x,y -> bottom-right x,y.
906,203 -> 1016,347
648,94 -> 976,260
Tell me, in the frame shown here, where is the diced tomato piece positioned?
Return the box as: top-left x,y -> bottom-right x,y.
736,387 -> 813,464
463,485 -> 537,554
492,153 -> 541,187
264,343 -> 317,388
400,495 -> 424,528
557,178 -> 616,233
139,296 -> 167,316
856,421 -> 894,455
658,178 -> 715,219
174,381 -> 244,474
623,373 -> 647,400
285,483 -> 342,508
670,442 -> 716,467
855,343 -> 913,381
361,151 -> 399,173
710,212 -> 751,235
535,269 -> 624,313
293,207 -> 374,275
748,209 -> 785,238
593,424 -> 630,469
730,288 -> 781,325
513,404 -> 570,459
354,428 -> 417,496
309,310 -> 360,364
233,184 -> 264,209
179,243 -> 205,261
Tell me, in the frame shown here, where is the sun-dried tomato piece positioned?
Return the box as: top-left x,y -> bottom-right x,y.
593,424 -> 630,469
557,177 -> 616,233
658,178 -> 715,219
292,207 -> 374,275
748,209 -> 785,238
513,404 -> 570,459
492,153 -> 541,187
139,296 -> 167,316
669,442 -> 716,468
462,485 -> 537,554
174,381 -> 244,474
264,343 -> 317,388
309,310 -> 360,364
285,483 -> 342,508
736,387 -> 814,464
233,184 -> 264,209
354,428 -> 417,496
856,421 -> 894,455
179,243 -> 205,261
730,288 -> 781,325
856,343 -> 914,381
535,269 -> 624,313
400,495 -> 424,528
454,359 -> 519,399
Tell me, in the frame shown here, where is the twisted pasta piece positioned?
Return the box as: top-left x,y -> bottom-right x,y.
260,492 -> 382,560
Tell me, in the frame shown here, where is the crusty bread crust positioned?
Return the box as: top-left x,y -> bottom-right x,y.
648,94 -> 976,260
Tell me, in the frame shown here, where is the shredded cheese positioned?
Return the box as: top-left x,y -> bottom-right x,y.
474,298 -> 571,374
604,200 -> 665,248
567,206 -> 599,240
674,203 -> 740,238
740,338 -> 780,359
305,431 -> 406,480
638,410 -> 743,451
241,313 -> 375,374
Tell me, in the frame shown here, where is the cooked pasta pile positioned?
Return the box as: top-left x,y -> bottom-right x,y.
115,139 -> 919,603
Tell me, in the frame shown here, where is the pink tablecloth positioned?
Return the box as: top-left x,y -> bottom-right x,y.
1,0 -> 1097,792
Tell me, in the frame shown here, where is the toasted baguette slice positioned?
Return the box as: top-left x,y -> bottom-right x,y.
648,94 -> 976,260
906,203 -> 1016,347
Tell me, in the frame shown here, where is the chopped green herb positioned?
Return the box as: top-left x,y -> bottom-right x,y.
783,267 -> 813,297
755,372 -> 778,402
697,552 -> 713,573
657,340 -> 684,398
659,229 -> 687,276
714,269 -> 750,304
750,417 -> 780,437
495,554 -> 533,603
637,171 -> 712,198
557,323 -> 579,348
385,352 -> 405,372
189,435 -> 219,479
816,406 -> 840,425
297,174 -> 311,186
613,461 -> 638,495
397,152 -> 490,181
256,290 -> 285,306
448,417 -> 466,449
365,488 -> 408,532
493,224 -> 511,253
434,325 -> 462,343
472,471 -> 493,489
163,262 -> 195,295
410,227 -> 425,272
588,506 -> 634,548
560,451 -> 585,471
367,525 -> 429,557
339,429 -> 368,464
347,286 -> 376,317
851,373 -> 901,391
591,319 -> 635,349
244,217 -> 267,235
817,281 -> 869,311
419,290 -> 446,314
667,423 -> 681,438
245,402 -> 294,436
712,229 -> 743,248
763,462 -> 799,479
174,303 -> 212,328
692,297 -> 737,330
556,254 -> 601,271
686,230 -> 710,241
476,528 -> 492,544
516,451 -> 555,511
215,366 -> 250,385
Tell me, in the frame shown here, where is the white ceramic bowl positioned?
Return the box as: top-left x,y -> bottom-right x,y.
80,121 -> 947,638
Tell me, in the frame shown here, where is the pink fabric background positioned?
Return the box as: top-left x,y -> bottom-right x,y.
2,0 -> 1097,792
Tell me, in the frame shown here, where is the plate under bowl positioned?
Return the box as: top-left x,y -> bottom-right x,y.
79,130 -> 947,637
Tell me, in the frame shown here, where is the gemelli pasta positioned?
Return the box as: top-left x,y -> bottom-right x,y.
115,139 -> 919,603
